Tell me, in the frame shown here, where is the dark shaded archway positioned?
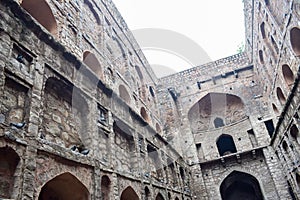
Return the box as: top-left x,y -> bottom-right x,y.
38,172 -> 90,200
0,147 -> 20,198
119,85 -> 131,104
21,0 -> 58,35
156,193 -> 165,200
290,27 -> 300,56
220,171 -> 263,200
83,51 -> 103,79
276,87 -> 286,105
282,64 -> 294,86
141,107 -> 150,123
120,186 -> 139,200
101,175 -> 110,200
217,134 -> 237,156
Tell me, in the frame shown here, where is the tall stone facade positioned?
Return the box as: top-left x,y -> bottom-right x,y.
0,0 -> 299,199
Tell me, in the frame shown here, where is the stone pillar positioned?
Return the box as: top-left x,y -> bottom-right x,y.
21,146 -> 37,199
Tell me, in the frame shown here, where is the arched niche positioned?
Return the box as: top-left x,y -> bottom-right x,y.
120,186 -> 139,200
83,51 -> 103,79
21,0 -> 58,36
175,197 -> 179,200
282,140 -> 288,152
259,50 -> 264,64
119,85 -> 131,104
149,86 -> 155,97
141,107 -> 150,123
214,117 -> 225,128
101,175 -> 111,200
216,134 -> 237,156
220,171 -> 263,200
156,193 -> 165,200
282,64 -> 294,86
0,147 -> 20,199
188,93 -> 246,132
38,172 -> 90,200
135,65 -> 144,81
260,22 -> 266,39
43,77 -> 89,148
145,186 -> 151,200
290,27 -> 300,56
290,124 -> 299,141
276,87 -> 286,105
272,103 -> 279,114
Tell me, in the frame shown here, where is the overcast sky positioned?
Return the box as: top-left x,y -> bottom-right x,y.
113,0 -> 245,75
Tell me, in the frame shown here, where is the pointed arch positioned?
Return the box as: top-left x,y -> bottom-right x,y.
276,87 -> 286,105
119,84 -> 131,104
220,171 -> 263,200
38,172 -> 90,200
155,193 -> 165,200
188,93 -> 246,132
290,27 -> 300,56
140,107 -> 150,123
21,0 -> 58,36
101,175 -> 111,200
282,64 -> 294,86
83,51 -> 103,79
216,134 -> 237,156
145,186 -> 151,200
0,147 -> 20,199
120,186 -> 139,200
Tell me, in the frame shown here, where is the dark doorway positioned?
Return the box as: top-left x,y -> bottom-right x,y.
120,186 -> 139,200
217,134 -> 237,156
220,171 -> 263,200
38,172 -> 90,200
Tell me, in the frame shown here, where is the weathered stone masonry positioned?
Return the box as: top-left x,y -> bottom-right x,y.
1,0 -> 300,199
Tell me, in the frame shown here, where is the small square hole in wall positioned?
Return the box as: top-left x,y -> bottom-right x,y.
12,44 -> 33,67
97,105 -> 108,126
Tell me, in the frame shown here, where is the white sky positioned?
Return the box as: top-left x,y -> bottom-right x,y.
113,0 -> 245,75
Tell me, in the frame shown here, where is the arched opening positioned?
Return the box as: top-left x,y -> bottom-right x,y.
120,186 -> 139,200
141,107 -> 150,123
282,140 -> 288,152
276,87 -> 286,105
83,51 -> 103,79
145,186 -> 150,200
272,103 -> 279,114
38,172 -> 90,200
296,173 -> 300,187
290,124 -> 299,141
217,134 -> 237,156
135,65 -> 144,81
21,0 -> 58,35
259,50 -> 264,64
0,147 -> 20,198
119,85 -> 131,104
282,64 -> 294,86
101,175 -> 110,200
149,86 -> 155,97
188,93 -> 246,132
175,197 -> 179,200
260,22 -> 266,39
290,27 -> 300,56
220,171 -> 263,200
156,193 -> 165,200
214,117 -> 225,128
